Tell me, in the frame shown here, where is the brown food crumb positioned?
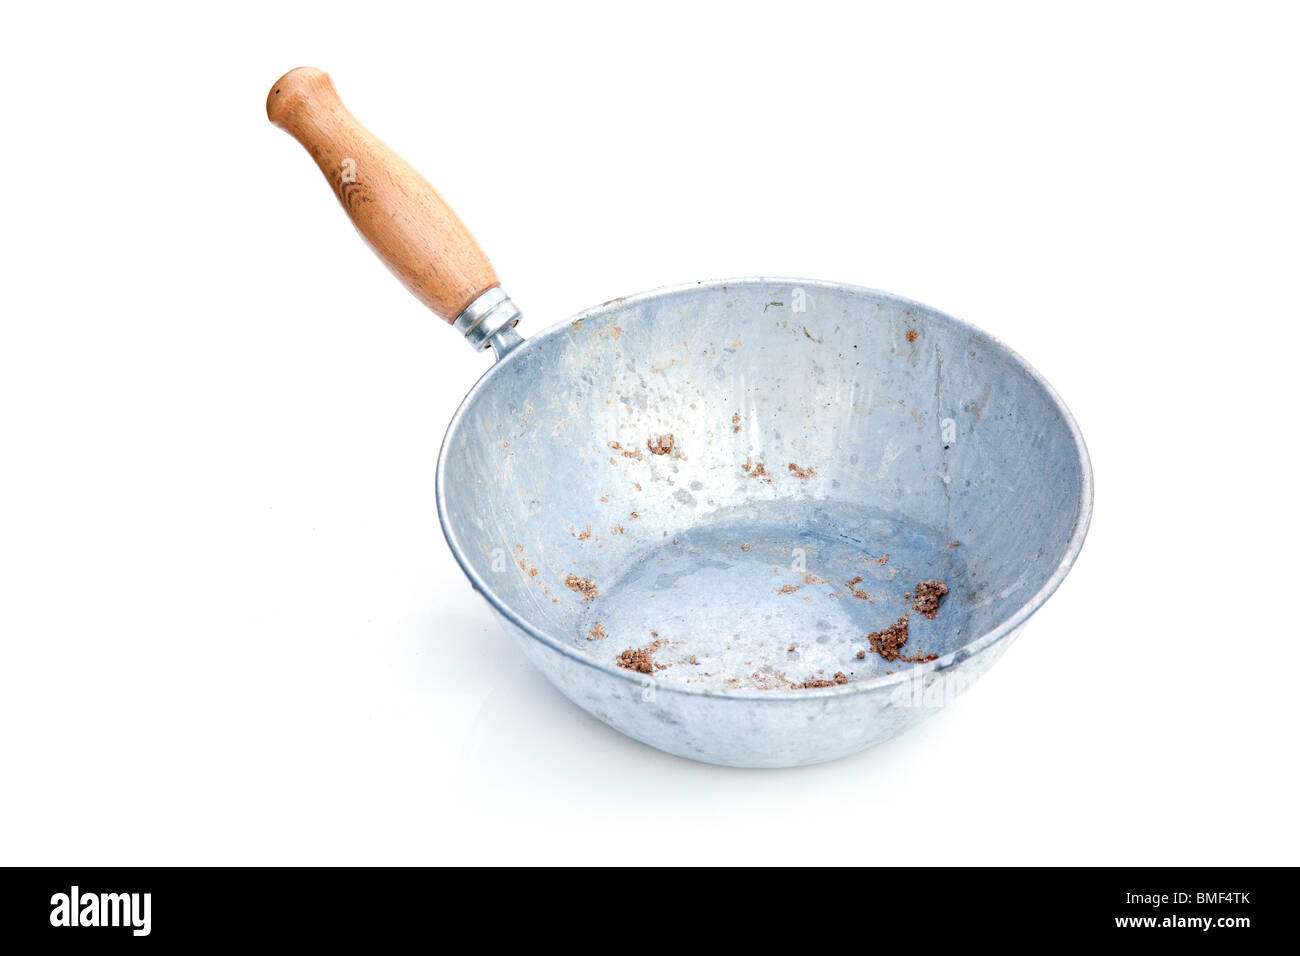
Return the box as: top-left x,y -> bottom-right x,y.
865,614 -> 937,663
788,462 -> 816,479
745,670 -> 796,691
615,638 -> 666,674
586,622 -> 607,641
876,553 -> 890,566
775,583 -> 801,594
740,542 -> 751,551
947,540 -> 961,548
564,574 -> 599,601
611,523 -> 625,534
647,433 -> 675,456
575,525 -> 592,540
867,615 -> 911,661
607,440 -> 643,460
906,329 -> 918,342
742,458 -> 769,478
856,649 -> 867,659
793,671 -> 849,689
846,575 -> 872,601
912,579 -> 948,619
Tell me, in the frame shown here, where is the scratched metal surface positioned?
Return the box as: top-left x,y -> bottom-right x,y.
436,278 -> 1092,767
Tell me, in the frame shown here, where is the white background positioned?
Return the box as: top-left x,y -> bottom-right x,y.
2,1 -> 1297,865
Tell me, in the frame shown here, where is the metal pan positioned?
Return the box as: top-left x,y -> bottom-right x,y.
268,68 -> 1092,768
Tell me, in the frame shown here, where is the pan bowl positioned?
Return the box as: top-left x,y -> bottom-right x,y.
437,278 -> 1091,767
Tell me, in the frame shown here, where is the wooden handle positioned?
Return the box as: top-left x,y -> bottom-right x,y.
267,67 -> 499,322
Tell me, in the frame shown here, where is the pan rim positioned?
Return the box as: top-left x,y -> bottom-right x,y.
435,276 -> 1094,701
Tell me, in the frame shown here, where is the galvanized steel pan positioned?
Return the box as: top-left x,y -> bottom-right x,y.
268,68 -> 1093,767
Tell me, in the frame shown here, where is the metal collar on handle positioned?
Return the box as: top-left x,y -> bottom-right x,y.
454,286 -> 522,352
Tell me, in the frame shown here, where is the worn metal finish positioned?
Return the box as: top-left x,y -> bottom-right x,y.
436,278 -> 1092,767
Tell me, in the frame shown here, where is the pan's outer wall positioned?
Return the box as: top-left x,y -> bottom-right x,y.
436,278 -> 1092,767
496,605 -> 1024,767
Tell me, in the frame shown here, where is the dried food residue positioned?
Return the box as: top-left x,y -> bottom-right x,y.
565,574 -> 599,601
742,458 -> 769,479
775,583 -> 801,594
793,671 -> 849,689
788,462 -> 816,479
865,614 -> 937,663
586,622 -> 607,641
731,412 -> 742,433
744,670 -> 795,691
514,545 -> 559,603
912,579 -> 948,619
647,433 -> 675,456
615,638 -> 667,674
607,440 -> 642,460
906,329 -> 918,342
846,575 -> 872,601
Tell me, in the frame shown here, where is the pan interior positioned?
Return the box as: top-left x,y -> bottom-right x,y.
439,280 -> 1087,693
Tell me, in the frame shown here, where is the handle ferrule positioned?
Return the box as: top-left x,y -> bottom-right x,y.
454,287 -> 522,351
